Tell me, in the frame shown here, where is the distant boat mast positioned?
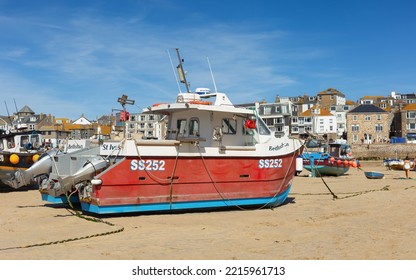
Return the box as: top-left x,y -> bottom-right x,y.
207,56 -> 218,93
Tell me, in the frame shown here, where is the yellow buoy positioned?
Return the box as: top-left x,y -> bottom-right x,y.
32,154 -> 40,162
10,154 -> 20,165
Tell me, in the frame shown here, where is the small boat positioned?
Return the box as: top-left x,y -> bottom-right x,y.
33,49 -> 304,215
0,129 -> 44,186
384,158 -> 415,171
364,171 -> 384,179
302,139 -> 358,177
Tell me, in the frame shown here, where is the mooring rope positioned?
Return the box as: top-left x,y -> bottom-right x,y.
196,139 -> 301,211
0,199 -> 124,252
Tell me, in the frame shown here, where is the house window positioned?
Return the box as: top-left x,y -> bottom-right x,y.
375,124 -> 383,132
407,123 -> 416,130
376,115 -> 381,120
274,118 -> 283,124
263,107 -> 272,115
352,124 -> 359,132
292,117 -> 298,123
353,135 -> 358,142
353,115 -> 358,121
407,112 -> 416,119
365,115 -> 371,121
263,118 -> 273,126
275,106 -> 281,113
292,126 -> 299,133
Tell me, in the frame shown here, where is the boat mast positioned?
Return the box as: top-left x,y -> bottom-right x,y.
175,48 -> 190,93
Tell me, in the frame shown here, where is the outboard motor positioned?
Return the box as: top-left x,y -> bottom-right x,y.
2,149 -> 59,189
44,156 -> 109,197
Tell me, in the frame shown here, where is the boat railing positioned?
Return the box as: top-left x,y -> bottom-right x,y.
219,145 -> 256,152
135,139 -> 181,146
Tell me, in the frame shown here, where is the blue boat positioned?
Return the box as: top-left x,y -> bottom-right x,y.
302,140 -> 358,177
364,171 -> 384,179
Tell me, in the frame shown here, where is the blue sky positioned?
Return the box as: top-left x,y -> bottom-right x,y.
1,0 -> 415,120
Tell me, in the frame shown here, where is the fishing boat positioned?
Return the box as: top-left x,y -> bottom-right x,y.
302,139 -> 358,177
364,171 -> 384,179
0,128 -> 44,185
34,49 -> 304,215
2,139 -> 94,189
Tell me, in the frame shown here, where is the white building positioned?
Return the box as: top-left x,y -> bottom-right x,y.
300,105 -> 337,135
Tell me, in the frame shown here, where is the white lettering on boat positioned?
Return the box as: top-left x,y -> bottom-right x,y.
258,159 -> 282,168
130,159 -> 166,171
268,143 -> 289,151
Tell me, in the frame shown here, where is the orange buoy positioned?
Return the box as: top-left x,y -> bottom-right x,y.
344,160 -> 349,165
337,159 -> 341,165
329,157 -> 335,162
32,154 -> 40,162
10,154 -> 20,165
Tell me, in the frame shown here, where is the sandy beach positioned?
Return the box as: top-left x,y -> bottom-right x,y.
0,160 -> 415,260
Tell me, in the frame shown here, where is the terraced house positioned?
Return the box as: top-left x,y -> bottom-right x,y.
392,103 -> 416,143
346,104 -> 390,144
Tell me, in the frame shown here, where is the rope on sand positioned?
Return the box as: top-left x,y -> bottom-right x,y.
0,201 -> 124,252
291,185 -> 391,200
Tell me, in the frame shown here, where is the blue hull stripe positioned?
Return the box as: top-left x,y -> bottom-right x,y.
41,193 -> 80,204
80,185 -> 292,214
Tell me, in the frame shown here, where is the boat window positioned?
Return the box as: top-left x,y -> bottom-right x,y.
257,117 -> 271,135
189,118 -> 200,136
20,136 -> 29,147
177,119 -> 187,136
222,118 -> 237,135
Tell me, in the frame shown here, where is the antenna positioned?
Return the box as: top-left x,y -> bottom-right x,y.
167,49 -> 182,93
207,57 -> 218,93
175,48 -> 191,93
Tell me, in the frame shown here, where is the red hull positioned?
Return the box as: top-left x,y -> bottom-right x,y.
89,152 -> 300,208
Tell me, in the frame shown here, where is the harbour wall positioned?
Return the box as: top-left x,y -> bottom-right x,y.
351,144 -> 416,160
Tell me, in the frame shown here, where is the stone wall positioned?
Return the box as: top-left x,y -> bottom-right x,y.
351,143 -> 416,160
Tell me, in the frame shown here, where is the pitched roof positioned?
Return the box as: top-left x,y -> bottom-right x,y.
348,104 -> 387,113
300,105 -> 334,117
401,104 -> 416,111
317,88 -> 345,97
361,95 -> 385,99
18,105 -> 34,114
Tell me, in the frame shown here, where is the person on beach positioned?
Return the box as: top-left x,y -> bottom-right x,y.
403,156 -> 411,179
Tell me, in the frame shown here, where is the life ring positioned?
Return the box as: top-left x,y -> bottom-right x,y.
189,100 -> 212,105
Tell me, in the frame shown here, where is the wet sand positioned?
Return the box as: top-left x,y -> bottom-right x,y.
0,161 -> 415,260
